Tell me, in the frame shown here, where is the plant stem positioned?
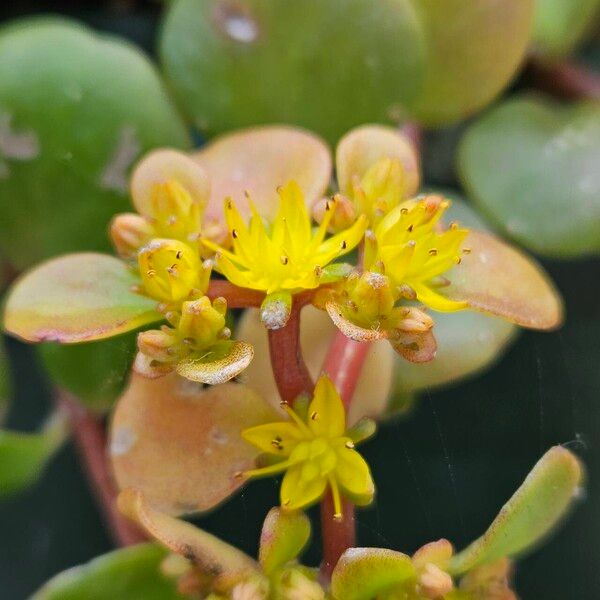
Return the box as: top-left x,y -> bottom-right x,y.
55,389 -> 146,547
268,297 -> 314,404
207,280 -> 264,308
526,58 -> 600,101
319,333 -> 372,577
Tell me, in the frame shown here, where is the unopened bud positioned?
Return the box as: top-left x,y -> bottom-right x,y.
349,271 -> 395,321
260,292 -> 292,330
178,297 -> 227,348
230,577 -> 269,600
110,213 -> 153,258
279,569 -> 325,600
137,328 -> 177,363
396,307 -> 434,333
312,194 -> 357,232
418,563 -> 454,599
150,180 -> 202,241
138,239 -> 200,303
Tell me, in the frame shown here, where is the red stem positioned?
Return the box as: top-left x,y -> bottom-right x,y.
55,389 -> 146,547
525,58 -> 600,101
319,333 -> 372,577
206,279 -> 264,308
268,298 -> 314,404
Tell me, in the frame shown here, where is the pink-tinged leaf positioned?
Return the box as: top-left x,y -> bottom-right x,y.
236,307 -> 394,426
4,254 -> 161,343
389,330 -> 437,363
325,301 -> 387,342
175,341 -> 254,385
258,507 -> 311,576
110,373 -> 279,516
118,489 -> 257,590
130,149 -> 210,217
443,230 -> 564,330
193,126 -> 331,229
331,548 -> 416,600
458,558 -> 517,600
412,539 -> 454,571
336,125 -> 420,198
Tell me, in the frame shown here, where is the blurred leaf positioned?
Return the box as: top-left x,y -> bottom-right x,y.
449,446 -> 583,575
0,17 -> 190,272
38,332 -> 137,413
533,0 -> 600,58
258,508 -> 311,576
0,412 -> 68,497
330,547 -> 416,600
110,373 -> 279,516
160,0 -> 425,144
4,253 -> 161,343
30,543 -> 185,600
459,96 -> 600,258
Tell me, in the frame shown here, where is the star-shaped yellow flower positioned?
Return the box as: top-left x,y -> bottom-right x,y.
241,375 -> 375,519
365,195 -> 469,312
203,181 -> 367,295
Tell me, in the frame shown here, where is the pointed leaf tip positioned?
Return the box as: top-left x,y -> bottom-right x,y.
449,446 -> 583,575
4,253 -> 161,343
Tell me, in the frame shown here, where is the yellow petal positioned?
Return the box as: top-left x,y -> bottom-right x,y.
411,282 -> 468,313
242,422 -> 303,456
280,465 -> 328,511
308,375 -> 347,438
336,125 -> 420,199
333,441 -> 375,506
193,126 -> 331,227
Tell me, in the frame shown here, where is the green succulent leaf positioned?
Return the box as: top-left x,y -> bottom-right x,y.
38,331 -> 138,413
160,0 -> 533,140
0,412 -> 68,497
0,17 -> 190,272
459,96 -> 600,258
330,548 -> 416,600
4,253 -> 161,343
258,508 -> 311,576
30,543 -> 185,600
449,446 -> 584,575
533,0 -> 600,58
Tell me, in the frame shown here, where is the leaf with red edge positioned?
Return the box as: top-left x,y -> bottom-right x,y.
193,126 -> 331,230
336,124 -> 420,198
110,373 -> 279,516
443,230 -> 563,330
4,253 -> 161,343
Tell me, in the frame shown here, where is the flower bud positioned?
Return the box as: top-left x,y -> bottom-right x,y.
279,568 -> 325,600
110,213 -> 153,258
395,306 -> 434,333
418,563 -> 454,599
348,271 -> 395,323
312,193 -> 357,232
137,328 -> 177,364
138,238 -> 201,303
149,180 -> 202,242
178,297 -> 227,348
230,577 -> 269,600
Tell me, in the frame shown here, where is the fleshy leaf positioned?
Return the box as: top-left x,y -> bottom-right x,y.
443,230 -> 563,330
0,412 -> 68,497
389,330 -> 437,363
236,307 -> 394,426
118,489 -> 257,589
30,543 -> 185,600
449,446 -> 583,575
130,149 -> 210,218
110,373 -> 279,516
459,97 -> 600,258
38,332 -> 138,413
194,126 -> 331,229
175,340 -> 254,385
533,0 -> 600,58
0,17 -> 190,271
258,507 -> 311,576
336,125 -> 420,199
4,253 -> 161,343
330,547 -> 416,600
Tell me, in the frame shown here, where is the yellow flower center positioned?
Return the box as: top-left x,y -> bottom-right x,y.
203,181 -> 367,295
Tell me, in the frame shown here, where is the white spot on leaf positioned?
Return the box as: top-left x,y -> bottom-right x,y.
110,425 -> 137,456
100,125 -> 141,193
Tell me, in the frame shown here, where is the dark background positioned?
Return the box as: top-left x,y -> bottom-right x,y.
1,2 -> 599,599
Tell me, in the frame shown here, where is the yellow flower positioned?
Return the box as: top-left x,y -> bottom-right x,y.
365,195 -> 470,312
203,181 -> 367,295
241,375 -> 375,519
